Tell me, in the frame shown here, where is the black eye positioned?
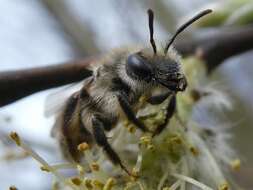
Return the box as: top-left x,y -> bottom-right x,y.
126,54 -> 152,81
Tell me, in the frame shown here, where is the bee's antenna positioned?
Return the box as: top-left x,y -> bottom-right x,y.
164,9 -> 212,55
147,9 -> 157,55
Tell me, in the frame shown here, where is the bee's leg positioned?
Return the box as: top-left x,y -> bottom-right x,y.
93,114 -> 115,131
91,116 -> 132,176
147,91 -> 172,105
152,95 -> 176,137
117,92 -> 150,132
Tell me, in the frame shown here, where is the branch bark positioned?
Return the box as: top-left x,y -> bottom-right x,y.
0,59 -> 93,107
175,24 -> 253,72
1,25 -> 253,107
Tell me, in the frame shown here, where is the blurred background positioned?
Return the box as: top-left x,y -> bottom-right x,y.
0,0 -> 252,189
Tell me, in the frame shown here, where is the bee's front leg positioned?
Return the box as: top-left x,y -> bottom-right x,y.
91,115 -> 132,176
152,95 -> 176,137
147,91 -> 172,105
117,91 -> 151,132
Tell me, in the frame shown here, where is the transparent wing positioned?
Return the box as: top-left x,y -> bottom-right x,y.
44,82 -> 82,118
44,77 -> 92,117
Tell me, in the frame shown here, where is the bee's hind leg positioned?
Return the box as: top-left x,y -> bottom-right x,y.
91,115 -> 132,176
152,95 -> 176,137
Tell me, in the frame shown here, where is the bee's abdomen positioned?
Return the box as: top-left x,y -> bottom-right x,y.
58,92 -> 93,163
62,92 -> 79,128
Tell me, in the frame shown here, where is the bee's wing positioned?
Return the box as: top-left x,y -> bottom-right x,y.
44,81 -> 83,118
44,75 -> 94,118
44,58 -> 98,117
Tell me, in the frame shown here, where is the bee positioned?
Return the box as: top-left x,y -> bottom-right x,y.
48,9 -> 212,176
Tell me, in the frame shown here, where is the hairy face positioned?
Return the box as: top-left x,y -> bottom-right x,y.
125,49 -> 187,92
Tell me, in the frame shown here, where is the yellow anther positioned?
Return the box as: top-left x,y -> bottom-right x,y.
218,182 -> 229,190
9,186 -> 18,190
92,179 -> 104,189
103,178 -> 116,190
131,167 -> 139,177
71,177 -> 82,186
9,132 -> 21,146
230,159 -> 241,171
127,125 -> 136,134
189,146 -> 199,156
84,178 -> 93,189
40,166 -> 50,172
140,135 -> 152,145
91,162 -> 100,171
77,142 -> 90,151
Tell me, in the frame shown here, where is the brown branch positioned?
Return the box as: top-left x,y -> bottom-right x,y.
1,25 -> 253,107
0,59 -> 93,107
175,24 -> 253,72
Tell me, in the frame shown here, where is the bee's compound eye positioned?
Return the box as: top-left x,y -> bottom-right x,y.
126,54 -> 152,81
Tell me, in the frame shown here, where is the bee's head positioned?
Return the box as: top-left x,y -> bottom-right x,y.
126,51 -> 187,92
125,9 -> 212,92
